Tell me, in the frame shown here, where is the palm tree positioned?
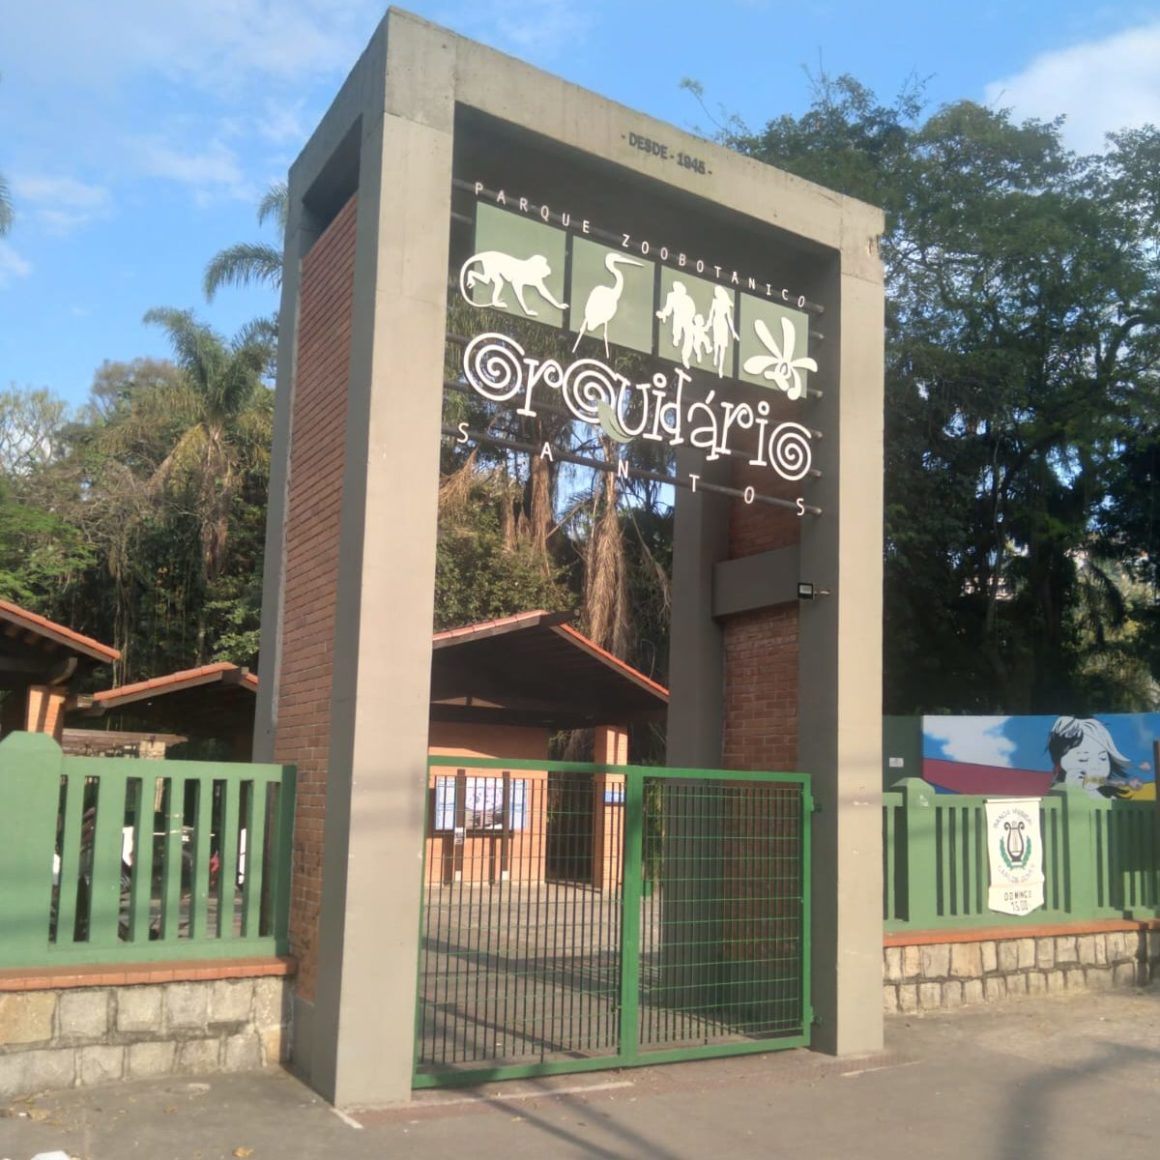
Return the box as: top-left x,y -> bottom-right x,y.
139,308 -> 275,580
0,172 -> 12,237
203,182 -> 287,300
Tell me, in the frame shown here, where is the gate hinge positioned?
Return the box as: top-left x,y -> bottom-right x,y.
808,795 -> 821,814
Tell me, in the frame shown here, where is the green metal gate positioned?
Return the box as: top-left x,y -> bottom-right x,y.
414,757 -> 812,1087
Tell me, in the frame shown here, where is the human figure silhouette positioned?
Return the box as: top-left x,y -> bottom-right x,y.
657,281 -> 713,369
688,313 -> 710,368
706,285 -> 739,377
656,281 -> 696,356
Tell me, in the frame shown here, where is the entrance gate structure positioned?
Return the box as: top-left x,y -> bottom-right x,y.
256,10 -> 884,1108
416,757 -> 812,1084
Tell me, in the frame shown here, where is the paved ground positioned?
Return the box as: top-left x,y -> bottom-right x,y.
2,985 -> 1158,1160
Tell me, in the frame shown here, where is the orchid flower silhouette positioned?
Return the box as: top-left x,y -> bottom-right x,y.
743,316 -> 817,400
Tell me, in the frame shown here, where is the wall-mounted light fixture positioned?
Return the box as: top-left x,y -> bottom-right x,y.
797,582 -> 831,600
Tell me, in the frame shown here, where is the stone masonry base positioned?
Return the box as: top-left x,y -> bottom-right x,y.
883,923 -> 1160,1014
0,963 -> 292,1101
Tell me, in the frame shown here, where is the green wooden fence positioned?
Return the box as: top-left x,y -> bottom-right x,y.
883,777 -> 1160,932
0,732 -> 295,968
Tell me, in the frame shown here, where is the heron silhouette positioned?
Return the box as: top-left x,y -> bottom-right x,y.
573,253 -> 644,357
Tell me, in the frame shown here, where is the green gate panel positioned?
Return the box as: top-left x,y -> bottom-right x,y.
414,757 -> 812,1087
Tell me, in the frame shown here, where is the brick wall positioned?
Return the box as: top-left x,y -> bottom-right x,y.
722,606 -> 799,773
722,458 -> 800,772
728,456 -> 801,560
274,194 -> 358,1003
720,489 -> 803,959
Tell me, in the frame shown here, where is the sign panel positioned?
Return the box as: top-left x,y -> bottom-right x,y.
451,184 -> 825,514
985,798 -> 1044,916
656,268 -> 736,378
738,295 -> 815,398
463,204 -> 568,326
569,237 -> 654,357
459,194 -> 818,391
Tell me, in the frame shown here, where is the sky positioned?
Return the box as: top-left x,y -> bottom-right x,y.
3,1 -> 1160,409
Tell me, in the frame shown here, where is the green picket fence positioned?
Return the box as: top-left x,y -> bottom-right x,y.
883,777 -> 1160,932
0,732 -> 295,968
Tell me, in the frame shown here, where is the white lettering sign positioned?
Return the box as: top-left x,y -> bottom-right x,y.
462,332 -> 814,484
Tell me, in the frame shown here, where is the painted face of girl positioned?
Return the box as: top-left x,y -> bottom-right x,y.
1057,737 -> 1110,790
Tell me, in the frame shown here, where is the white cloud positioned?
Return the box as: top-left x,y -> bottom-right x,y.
253,99 -> 313,147
129,137 -> 253,203
0,243 -> 33,289
985,20 -> 1160,153
925,717 -> 1015,767
4,3 -> 598,206
11,175 -> 112,236
431,0 -> 594,59
4,1 -> 378,95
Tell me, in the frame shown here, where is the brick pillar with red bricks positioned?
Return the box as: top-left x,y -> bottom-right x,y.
271,194 -> 357,1005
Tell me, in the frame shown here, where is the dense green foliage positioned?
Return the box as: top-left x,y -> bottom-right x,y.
1,327 -> 274,684
725,76 -> 1160,713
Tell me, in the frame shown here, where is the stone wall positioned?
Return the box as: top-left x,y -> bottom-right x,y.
883,927 -> 1160,1014
0,976 -> 289,1100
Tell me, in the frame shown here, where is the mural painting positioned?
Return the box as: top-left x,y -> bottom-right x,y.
921,713 -> 1158,800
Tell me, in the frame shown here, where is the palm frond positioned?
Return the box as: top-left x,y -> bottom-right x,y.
143,308 -> 228,394
150,424 -> 211,497
0,173 -> 12,237
257,182 -> 289,233
203,243 -> 283,301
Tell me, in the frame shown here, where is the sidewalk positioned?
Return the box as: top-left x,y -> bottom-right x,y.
3,986 -> 1158,1160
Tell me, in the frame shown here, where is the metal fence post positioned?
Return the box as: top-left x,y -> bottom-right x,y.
272,765 -> 297,954
0,732 -> 64,967
896,777 -> 938,928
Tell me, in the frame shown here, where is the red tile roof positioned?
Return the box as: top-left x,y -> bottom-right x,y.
93,661 -> 252,706
433,611 -> 668,701
431,609 -> 567,643
0,597 -> 120,664
555,623 -> 669,700
90,614 -> 667,732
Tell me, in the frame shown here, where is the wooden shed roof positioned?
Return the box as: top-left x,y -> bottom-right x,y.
0,598 -> 119,690
75,612 -> 668,738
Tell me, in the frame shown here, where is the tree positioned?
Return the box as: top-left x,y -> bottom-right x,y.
203,182 -> 287,300
52,317 -> 276,677
0,76 -> 11,237
0,173 -> 11,237
0,387 -> 91,610
0,387 -> 68,474
135,308 -> 274,580
438,299 -> 675,679
726,76 -> 1160,714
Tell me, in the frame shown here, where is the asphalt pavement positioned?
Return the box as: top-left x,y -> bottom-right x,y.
2,985 -> 1158,1159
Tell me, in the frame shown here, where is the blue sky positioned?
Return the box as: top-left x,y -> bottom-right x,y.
3,1 -> 1160,409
